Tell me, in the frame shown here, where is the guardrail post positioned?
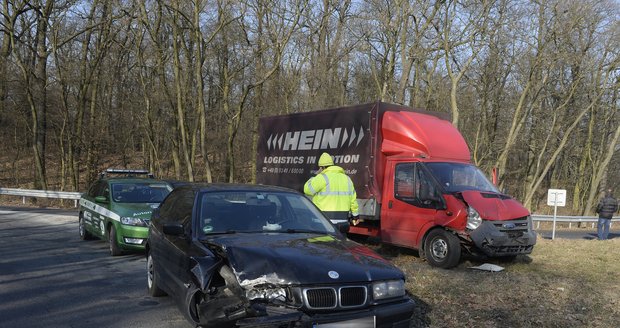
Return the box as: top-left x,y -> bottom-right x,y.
22,196 -> 25,204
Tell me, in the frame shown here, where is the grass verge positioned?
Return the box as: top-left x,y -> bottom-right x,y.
376,237 -> 619,327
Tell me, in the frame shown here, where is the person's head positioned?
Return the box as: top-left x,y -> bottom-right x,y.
318,152 -> 334,171
605,189 -> 613,197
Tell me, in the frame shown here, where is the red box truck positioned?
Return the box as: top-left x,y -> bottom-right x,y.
256,102 -> 536,268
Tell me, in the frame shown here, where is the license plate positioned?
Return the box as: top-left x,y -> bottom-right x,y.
313,316 -> 376,328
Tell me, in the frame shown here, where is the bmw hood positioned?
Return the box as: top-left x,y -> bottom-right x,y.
203,233 -> 404,287
460,190 -> 530,221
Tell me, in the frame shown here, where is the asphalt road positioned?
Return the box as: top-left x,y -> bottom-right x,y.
0,207 -> 189,328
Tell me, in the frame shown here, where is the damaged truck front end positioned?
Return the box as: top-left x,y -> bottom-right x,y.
458,190 -> 537,257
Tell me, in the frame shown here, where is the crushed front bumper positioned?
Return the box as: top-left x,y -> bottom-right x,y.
235,298 -> 415,328
469,220 -> 537,257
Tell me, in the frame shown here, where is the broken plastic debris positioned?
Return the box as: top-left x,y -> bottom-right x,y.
469,263 -> 504,272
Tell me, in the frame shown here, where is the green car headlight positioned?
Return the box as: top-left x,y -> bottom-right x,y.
372,280 -> 405,300
121,217 -> 147,227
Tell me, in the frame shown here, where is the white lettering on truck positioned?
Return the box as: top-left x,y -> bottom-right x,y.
267,127 -> 365,151
263,156 -> 305,164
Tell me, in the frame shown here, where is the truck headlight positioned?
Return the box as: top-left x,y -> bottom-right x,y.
121,217 -> 147,227
466,206 -> 482,230
372,280 -> 405,300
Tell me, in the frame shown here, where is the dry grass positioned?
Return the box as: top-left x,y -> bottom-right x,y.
374,237 -> 620,327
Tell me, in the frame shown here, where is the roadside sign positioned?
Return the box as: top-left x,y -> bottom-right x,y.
547,189 -> 566,207
547,188 -> 567,240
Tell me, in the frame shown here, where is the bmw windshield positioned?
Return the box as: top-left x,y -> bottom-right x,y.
425,162 -> 499,193
198,191 -> 336,236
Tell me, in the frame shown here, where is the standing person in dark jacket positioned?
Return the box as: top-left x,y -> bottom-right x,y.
595,189 -> 618,240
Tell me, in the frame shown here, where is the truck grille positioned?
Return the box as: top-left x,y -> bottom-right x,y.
303,286 -> 367,310
492,216 -> 530,234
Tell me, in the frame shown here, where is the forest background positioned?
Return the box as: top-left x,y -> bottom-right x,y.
0,0 -> 618,215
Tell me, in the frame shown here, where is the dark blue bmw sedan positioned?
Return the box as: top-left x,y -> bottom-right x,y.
146,183 -> 415,328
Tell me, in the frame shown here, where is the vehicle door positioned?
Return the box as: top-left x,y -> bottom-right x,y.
380,160 -> 445,249
84,181 -> 111,238
155,189 -> 196,299
81,182 -> 101,237
94,181 -> 113,237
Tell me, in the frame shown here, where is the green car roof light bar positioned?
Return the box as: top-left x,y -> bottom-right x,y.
100,168 -> 155,179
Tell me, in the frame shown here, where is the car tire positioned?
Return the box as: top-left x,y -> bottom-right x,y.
79,213 -> 94,240
147,252 -> 166,297
108,225 -> 123,256
424,229 -> 460,269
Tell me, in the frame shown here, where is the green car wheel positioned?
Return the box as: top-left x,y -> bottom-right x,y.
109,225 -> 124,256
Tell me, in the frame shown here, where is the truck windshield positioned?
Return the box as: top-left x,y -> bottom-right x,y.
425,163 -> 498,193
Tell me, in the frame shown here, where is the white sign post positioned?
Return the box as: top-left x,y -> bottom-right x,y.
547,189 -> 567,240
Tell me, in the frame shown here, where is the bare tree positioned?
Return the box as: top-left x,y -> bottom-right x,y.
217,0 -> 306,182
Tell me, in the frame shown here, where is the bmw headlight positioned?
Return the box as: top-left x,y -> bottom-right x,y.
466,206 -> 482,230
372,280 -> 405,300
121,217 -> 147,227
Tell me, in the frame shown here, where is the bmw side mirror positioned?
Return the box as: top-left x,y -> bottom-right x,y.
336,222 -> 350,234
163,223 -> 185,236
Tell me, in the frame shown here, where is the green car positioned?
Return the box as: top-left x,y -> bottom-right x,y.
78,169 -> 173,256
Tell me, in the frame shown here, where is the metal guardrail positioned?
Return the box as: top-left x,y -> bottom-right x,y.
1,187 -> 618,221
531,214 -> 617,229
0,187 -> 83,207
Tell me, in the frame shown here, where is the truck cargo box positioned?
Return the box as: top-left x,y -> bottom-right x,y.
256,101 -> 460,216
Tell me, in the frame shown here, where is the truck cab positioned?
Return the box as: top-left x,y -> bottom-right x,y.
370,159 -> 536,268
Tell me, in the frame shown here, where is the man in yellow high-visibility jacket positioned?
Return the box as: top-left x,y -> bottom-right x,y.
304,152 -> 359,225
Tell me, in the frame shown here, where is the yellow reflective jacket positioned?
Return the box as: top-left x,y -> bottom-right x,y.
304,165 -> 359,216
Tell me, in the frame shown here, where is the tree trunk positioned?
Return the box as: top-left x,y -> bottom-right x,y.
31,0 -> 55,190
171,3 -> 194,182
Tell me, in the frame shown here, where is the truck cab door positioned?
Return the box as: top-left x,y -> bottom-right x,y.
381,161 -> 445,249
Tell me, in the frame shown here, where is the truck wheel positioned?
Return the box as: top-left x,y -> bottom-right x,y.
78,214 -> 94,240
108,225 -> 123,256
147,252 -> 166,297
424,229 -> 460,269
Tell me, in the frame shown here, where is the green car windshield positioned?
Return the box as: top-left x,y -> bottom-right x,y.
111,183 -> 172,203
198,191 -> 336,236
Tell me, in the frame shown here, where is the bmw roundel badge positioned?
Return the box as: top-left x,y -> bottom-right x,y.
328,271 -> 339,279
